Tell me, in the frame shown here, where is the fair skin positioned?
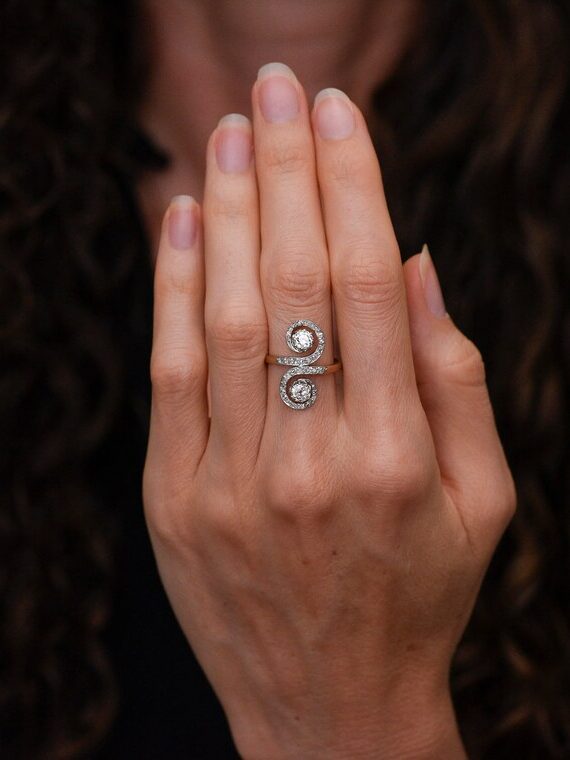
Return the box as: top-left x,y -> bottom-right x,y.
137,0 -> 421,249
141,2 -> 517,758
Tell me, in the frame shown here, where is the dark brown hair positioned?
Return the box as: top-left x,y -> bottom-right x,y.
1,0 -> 569,757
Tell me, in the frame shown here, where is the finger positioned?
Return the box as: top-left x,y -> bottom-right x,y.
252,63 -> 338,427
311,89 -> 418,435
403,247 -> 516,540
147,196 -> 209,482
203,114 -> 268,466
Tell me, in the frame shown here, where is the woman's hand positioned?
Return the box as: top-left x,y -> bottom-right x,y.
143,63 -> 516,760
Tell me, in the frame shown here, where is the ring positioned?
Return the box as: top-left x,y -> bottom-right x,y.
264,319 -> 342,410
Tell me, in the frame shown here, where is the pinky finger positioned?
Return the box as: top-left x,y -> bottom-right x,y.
146,195 -> 209,484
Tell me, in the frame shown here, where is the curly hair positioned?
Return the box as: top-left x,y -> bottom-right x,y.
1,0 -> 569,757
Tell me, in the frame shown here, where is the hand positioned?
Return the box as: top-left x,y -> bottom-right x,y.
143,63 -> 515,760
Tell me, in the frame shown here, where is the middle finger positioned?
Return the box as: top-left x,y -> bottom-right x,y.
252,63 -> 338,435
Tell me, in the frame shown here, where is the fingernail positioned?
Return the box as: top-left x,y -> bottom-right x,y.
168,195 -> 197,250
314,88 -> 355,140
419,244 -> 447,318
215,114 -> 253,174
257,62 -> 300,124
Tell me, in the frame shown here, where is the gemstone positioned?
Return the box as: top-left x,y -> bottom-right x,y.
289,378 -> 313,402
291,327 -> 314,352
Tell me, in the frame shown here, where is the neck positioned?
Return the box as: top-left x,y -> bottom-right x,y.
137,0 -> 420,237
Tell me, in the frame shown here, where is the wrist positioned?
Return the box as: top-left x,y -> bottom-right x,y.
358,687 -> 467,760
229,682 -> 466,760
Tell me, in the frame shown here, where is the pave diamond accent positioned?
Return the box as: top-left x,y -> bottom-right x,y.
290,327 -> 314,352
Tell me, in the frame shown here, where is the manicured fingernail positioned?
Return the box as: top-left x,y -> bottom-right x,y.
257,62 -> 300,123
314,88 -> 355,140
168,195 -> 197,250
215,114 -> 253,174
419,244 -> 447,318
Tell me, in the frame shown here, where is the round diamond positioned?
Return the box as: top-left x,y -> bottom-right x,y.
289,378 -> 312,403
291,327 -> 314,352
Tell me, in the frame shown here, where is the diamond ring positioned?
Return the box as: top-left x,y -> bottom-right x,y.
264,319 -> 342,410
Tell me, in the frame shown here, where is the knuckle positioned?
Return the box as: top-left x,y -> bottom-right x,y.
146,503 -> 189,549
208,310 -> 267,359
266,466 -> 332,521
326,150 -> 376,193
328,152 -> 361,186
200,504 -> 251,556
262,142 -> 311,175
150,352 -> 206,398
356,438 -> 433,506
199,497 -> 245,547
455,463 -> 517,540
393,458 -> 434,505
443,334 -> 487,387
143,478 -> 194,549
335,255 -> 401,309
266,254 -> 329,308
207,194 -> 251,221
158,269 -> 196,298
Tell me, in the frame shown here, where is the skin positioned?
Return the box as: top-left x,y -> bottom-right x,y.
137,0 -> 421,251
141,3 -> 517,758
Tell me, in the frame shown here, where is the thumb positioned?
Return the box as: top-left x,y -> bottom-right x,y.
403,246 -> 516,540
